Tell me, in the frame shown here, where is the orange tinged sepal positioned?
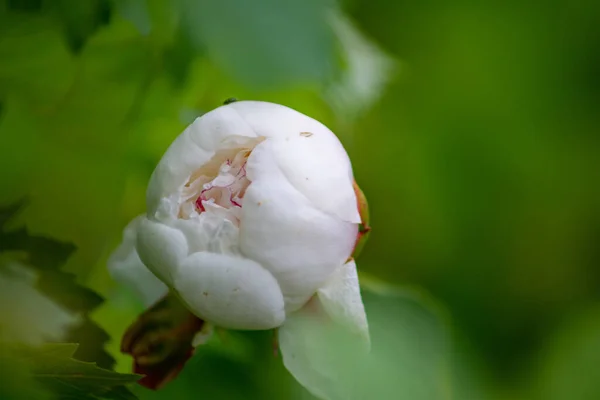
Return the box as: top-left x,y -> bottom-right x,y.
352,180 -> 371,258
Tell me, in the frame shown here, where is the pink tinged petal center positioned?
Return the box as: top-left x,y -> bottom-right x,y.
179,136 -> 264,226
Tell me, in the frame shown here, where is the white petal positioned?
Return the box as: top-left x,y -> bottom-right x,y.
227,101 -> 360,223
146,101 -> 359,223
240,140 -> 358,310
278,297 -> 367,400
173,251 -> 285,330
317,259 -> 369,346
136,217 -> 189,287
170,213 -> 239,254
108,215 -> 168,306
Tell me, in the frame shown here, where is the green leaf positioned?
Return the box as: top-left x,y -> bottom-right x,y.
51,0 -> 113,53
0,263 -> 80,347
0,197 -> 26,228
162,25 -> 198,88
179,0 -> 337,87
353,287 -> 453,400
115,0 -> 151,36
0,346 -> 54,400
0,201 -> 115,368
0,228 -> 76,270
533,307 -> 600,400
0,11 -> 76,109
6,0 -> 44,13
102,385 -> 139,400
18,343 -> 140,400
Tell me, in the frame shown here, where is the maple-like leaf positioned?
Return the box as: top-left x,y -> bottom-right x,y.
0,200 -> 114,368
4,343 -> 140,400
0,262 -> 80,346
0,200 -> 140,399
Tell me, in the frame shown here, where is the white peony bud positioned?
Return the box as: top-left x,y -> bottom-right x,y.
109,101 -> 370,399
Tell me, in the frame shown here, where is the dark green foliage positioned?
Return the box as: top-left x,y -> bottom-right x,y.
0,201 -> 139,398
2,344 -> 139,400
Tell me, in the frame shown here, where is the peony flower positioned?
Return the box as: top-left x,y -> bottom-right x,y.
109,100 -> 371,399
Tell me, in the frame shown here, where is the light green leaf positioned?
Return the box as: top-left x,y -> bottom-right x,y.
0,263 -> 80,347
0,200 -> 114,368
0,345 -> 54,400
52,0 -> 112,53
0,14 -> 76,109
18,343 -> 140,400
352,289 -> 452,400
179,0 -> 337,87
534,307 -> 600,400
116,0 -> 152,36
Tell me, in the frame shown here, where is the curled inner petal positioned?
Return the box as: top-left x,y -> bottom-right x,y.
179,136 -> 263,226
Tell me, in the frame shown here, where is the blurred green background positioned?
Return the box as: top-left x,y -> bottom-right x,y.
1,0 -> 599,399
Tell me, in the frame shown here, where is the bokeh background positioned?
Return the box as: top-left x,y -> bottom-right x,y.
1,0 -> 599,399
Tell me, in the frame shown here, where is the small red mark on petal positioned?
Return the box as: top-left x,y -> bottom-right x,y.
230,196 -> 242,208
195,197 -> 205,212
